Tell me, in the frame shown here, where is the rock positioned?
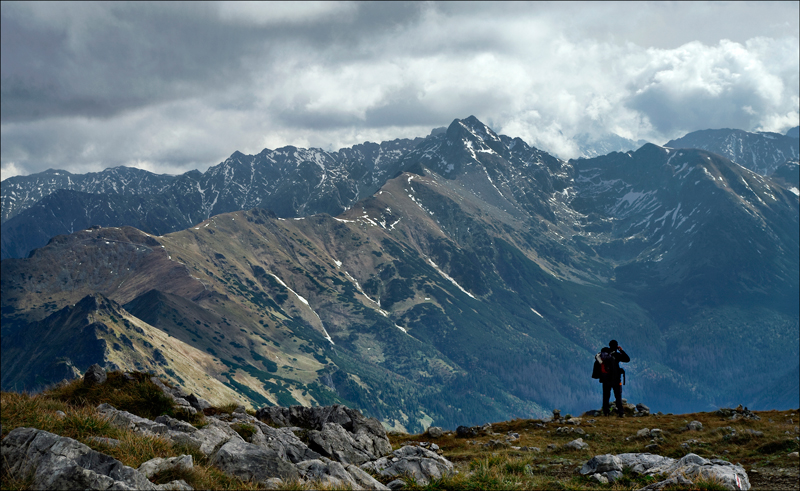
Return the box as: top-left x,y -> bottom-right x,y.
210,438 -> 299,483
605,469 -> 623,482
556,427 -> 585,435
521,446 -> 542,452
685,420 -> 703,431
360,445 -> 454,486
456,425 -> 478,438
155,480 -> 193,490
565,418 -> 582,425
645,444 -> 660,451
563,438 -> 588,450
138,455 -> 193,479
596,453 -> 750,490
255,404 -> 391,464
296,458 -> 359,489
170,419 -> 243,456
427,426 -> 444,438
547,443 -> 558,451
155,415 -> 198,433
251,421 -> 322,463
636,403 -> 651,415
55,410 -> 66,419
788,452 -> 799,459
1,427 -> 157,490
552,409 -> 561,420
345,464 -> 391,490
387,479 -> 406,490
590,473 -> 609,484
185,393 -> 212,412
580,454 -> 623,475
636,428 -> 651,438
83,364 -> 107,387
97,403 -> 170,435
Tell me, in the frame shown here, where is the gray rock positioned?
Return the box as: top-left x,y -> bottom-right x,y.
387,479 -> 406,490
580,454 -> 622,475
251,421 -> 322,463
427,426 -> 444,438
455,425 -> 478,438
636,428 -> 651,438
605,469 -> 623,482
256,404 -> 391,464
590,473 -> 609,484
564,438 -> 589,450
170,419 -> 243,456
185,393 -> 212,412
586,452 -> 751,490
296,458 -> 359,489
97,403 -> 170,435
155,480 -> 193,490
138,455 -> 193,479
83,364 -> 107,386
308,421 -> 389,465
210,438 -> 299,483
55,410 -> 66,419
685,421 -> 704,431
345,464 -> 391,490
360,445 -> 454,486
636,403 -> 651,415
155,415 -> 198,433
1,427 -> 157,490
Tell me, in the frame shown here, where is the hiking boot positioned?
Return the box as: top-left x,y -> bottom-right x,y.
616,414 -> 625,418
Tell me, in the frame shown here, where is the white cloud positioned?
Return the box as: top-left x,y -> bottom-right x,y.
1,2 -> 798,175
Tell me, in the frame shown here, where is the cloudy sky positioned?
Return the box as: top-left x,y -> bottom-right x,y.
2,1 -> 798,178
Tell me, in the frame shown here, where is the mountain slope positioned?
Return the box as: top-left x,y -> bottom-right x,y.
2,117 -> 798,430
664,128 -> 799,176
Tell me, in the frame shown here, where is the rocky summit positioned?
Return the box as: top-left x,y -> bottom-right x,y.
1,116 -> 798,433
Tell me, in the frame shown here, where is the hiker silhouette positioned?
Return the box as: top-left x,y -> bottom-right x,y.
595,339 -> 630,417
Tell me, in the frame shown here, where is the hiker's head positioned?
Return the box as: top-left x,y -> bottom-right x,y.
600,347 -> 611,353
609,340 -> 619,351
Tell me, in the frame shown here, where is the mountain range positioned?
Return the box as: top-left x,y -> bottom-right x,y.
2,117 -> 798,432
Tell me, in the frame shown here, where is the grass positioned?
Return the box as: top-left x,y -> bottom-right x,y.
386,409 -> 799,490
2,373 -> 798,490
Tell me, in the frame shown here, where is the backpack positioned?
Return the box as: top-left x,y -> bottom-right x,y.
591,350 -> 613,381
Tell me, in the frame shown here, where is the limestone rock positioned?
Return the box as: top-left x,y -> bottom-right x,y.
83,364 -> 107,387
685,421 -> 704,431
97,403 -> 169,435
296,458 -> 359,489
427,426 -> 444,438
360,445 -> 454,486
256,405 -> 391,464
564,438 -> 589,450
345,463 -> 391,490
138,455 -> 193,479
1,427 -> 157,490
170,419 -> 243,456
210,438 -> 299,483
155,415 -> 197,433
580,454 -> 623,475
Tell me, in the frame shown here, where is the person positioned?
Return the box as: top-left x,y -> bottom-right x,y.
597,339 -> 630,417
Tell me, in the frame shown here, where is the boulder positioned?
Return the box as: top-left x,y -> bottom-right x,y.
308,422 -> 385,465
150,377 -> 196,414
170,419 -> 243,456
427,426 -> 444,438
138,455 -> 193,479
455,425 -> 478,438
256,405 -> 391,464
185,393 -> 212,412
345,464 -> 391,490
360,445 -> 454,486
97,403 -> 170,435
564,438 -> 589,450
251,421 -> 322,463
296,458 -> 359,489
685,421 -> 704,431
580,454 -> 623,475
83,364 -> 107,387
581,452 -> 750,490
155,415 -> 197,433
210,438 -> 299,483
1,427 -> 157,490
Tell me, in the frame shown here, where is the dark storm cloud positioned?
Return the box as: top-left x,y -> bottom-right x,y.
1,2 -> 798,178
